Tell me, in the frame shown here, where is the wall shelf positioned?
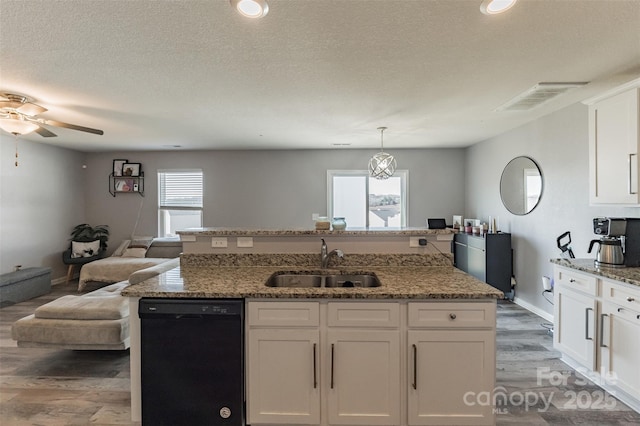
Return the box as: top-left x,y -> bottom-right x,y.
109,172 -> 144,197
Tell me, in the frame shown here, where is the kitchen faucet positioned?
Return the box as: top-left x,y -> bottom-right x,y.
321,238 -> 344,269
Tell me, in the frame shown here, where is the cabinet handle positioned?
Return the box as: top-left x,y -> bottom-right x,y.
618,307 -> 623,313
600,314 -> 608,348
313,343 -> 317,389
449,313 -> 457,320
570,279 -> 577,283
627,297 -> 636,302
330,343 -> 335,389
412,344 -> 417,390
585,307 -> 593,340
630,153 -> 637,195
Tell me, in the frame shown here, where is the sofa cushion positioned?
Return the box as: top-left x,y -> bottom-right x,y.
34,282 -> 129,320
128,258 -> 180,285
12,314 -> 129,346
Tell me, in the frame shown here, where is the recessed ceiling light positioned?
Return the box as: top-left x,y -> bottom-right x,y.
480,0 -> 518,15
230,0 -> 269,19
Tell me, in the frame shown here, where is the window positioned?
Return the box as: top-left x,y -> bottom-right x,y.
158,170 -> 203,237
328,170 -> 408,228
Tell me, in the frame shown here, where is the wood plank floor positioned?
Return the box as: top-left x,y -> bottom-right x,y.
1,282 -> 640,425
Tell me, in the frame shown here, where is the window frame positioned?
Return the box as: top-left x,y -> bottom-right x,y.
158,169 -> 204,237
327,169 -> 408,228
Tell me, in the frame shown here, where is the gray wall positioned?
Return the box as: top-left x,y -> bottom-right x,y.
465,103 -> 640,317
0,137 -> 87,279
84,149 -> 466,254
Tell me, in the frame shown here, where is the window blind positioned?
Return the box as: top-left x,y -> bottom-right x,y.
159,171 -> 203,208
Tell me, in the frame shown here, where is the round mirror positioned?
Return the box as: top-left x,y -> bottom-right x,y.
500,156 -> 543,215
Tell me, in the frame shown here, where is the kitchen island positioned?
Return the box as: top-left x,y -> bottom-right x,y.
123,228 -> 503,425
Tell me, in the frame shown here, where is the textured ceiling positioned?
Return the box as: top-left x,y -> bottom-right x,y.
1,0 -> 639,152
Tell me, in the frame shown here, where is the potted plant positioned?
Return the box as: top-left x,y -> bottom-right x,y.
70,224 -> 110,251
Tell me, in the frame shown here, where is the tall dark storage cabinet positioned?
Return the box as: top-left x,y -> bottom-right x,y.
453,233 -> 512,294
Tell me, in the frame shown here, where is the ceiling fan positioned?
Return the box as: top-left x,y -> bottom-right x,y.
0,92 -> 104,137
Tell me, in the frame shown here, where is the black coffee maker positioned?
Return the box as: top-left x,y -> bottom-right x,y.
624,218 -> 640,267
590,218 -> 625,267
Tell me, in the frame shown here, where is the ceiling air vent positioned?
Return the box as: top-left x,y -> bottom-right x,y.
495,82 -> 588,111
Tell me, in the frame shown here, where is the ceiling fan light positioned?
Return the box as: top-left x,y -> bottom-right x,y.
231,0 -> 269,18
0,116 -> 39,135
480,0 -> 518,15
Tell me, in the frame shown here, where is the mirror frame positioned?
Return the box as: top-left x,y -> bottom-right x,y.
500,156 -> 544,215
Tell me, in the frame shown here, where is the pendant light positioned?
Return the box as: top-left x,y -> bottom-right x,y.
368,127 -> 396,180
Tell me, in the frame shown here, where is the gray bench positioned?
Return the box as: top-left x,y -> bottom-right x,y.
0,267 -> 51,307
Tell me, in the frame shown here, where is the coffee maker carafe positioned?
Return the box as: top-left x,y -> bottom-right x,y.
589,218 -> 626,268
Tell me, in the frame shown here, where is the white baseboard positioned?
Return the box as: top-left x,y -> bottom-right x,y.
513,296 -> 554,323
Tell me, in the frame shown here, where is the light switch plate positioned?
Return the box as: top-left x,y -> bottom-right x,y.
237,237 -> 253,248
211,237 -> 228,248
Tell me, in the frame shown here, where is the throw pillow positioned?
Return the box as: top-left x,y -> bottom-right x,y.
71,240 -> 100,258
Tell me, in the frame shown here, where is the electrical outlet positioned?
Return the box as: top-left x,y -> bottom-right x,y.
409,237 -> 427,247
211,237 -> 228,248
237,237 -> 253,248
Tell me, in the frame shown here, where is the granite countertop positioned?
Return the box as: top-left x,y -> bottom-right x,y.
551,258 -> 640,287
176,227 -> 455,237
121,264 -> 503,300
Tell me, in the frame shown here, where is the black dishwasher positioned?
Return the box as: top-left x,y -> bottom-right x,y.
139,298 -> 244,426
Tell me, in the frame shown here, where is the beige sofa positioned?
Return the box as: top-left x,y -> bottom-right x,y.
77,237 -> 182,292
12,258 -> 180,350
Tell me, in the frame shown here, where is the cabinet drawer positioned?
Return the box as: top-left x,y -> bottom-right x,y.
603,281 -> 640,313
327,302 -> 400,328
248,301 -> 319,327
408,302 -> 496,328
554,267 -> 598,296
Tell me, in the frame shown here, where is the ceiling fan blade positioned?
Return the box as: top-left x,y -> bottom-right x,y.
35,126 -> 57,137
17,102 -> 47,116
41,119 -> 104,135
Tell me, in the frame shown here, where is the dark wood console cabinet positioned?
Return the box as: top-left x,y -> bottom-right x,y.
453,232 -> 512,294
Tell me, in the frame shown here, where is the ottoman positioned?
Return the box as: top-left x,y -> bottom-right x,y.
12,282 -> 130,350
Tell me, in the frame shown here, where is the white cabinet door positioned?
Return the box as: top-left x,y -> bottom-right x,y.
247,328 -> 320,425
326,330 -> 401,426
589,87 -> 640,205
407,330 -> 495,426
554,285 -> 597,370
600,300 -> 640,401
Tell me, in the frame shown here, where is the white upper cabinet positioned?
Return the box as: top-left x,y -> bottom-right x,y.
587,81 -> 640,205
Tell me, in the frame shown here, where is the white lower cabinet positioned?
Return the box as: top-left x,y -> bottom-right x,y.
327,330 -> 401,425
553,286 -> 597,370
553,265 -> 640,413
247,328 -> 320,424
407,302 -> 496,425
600,300 -> 640,402
247,301 -> 321,425
247,299 -> 497,426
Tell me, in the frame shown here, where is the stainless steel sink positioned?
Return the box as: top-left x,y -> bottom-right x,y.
265,274 -> 323,288
324,274 -> 380,288
265,272 -> 381,288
